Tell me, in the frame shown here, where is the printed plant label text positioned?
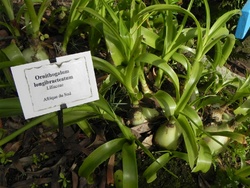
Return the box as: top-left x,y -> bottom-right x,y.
11,51 -> 99,119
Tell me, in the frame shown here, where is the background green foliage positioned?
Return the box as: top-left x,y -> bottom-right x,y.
0,0 -> 250,187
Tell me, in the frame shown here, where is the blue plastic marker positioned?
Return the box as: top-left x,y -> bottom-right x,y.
235,0 -> 250,39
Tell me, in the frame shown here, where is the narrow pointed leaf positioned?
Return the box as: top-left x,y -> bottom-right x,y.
209,131 -> 245,144
92,56 -> 125,85
153,90 -> 176,117
0,113 -> 57,146
77,120 -> 94,137
234,98 -> 250,116
2,43 -> 25,65
78,138 -> 127,183
192,140 -> 212,173
235,166 -> 250,177
139,53 -> 180,99
172,52 -> 190,71
141,26 -> 162,50
0,98 -> 22,117
181,105 -> 203,135
234,166 -> 250,185
175,61 -> 203,114
220,34 -> 235,66
175,115 -> 198,169
68,0 -> 89,22
208,10 -> 240,40
122,142 -> 138,188
83,7 -> 127,65
143,153 -> 172,183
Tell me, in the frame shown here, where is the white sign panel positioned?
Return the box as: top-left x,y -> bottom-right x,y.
11,51 -> 99,119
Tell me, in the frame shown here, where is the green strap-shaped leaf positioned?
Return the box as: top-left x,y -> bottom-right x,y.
92,56 -> 125,86
232,76 -> 250,102
0,97 -> 22,118
0,61 -> 21,69
0,112 -> 57,146
139,53 -> 180,100
0,21 -> 18,37
62,20 -> 85,52
99,74 -> 118,95
78,138 -> 127,183
212,41 -> 223,68
77,120 -> 94,137
143,153 -> 172,183
192,140 -> 212,173
91,94 -> 116,121
235,166 -> 250,185
175,115 -> 198,169
181,105 -> 203,134
207,9 -> 240,41
92,95 -> 134,140
141,26 -> 162,50
194,95 -> 224,110
1,44 -> 24,86
37,0 -> 52,25
172,52 -> 190,71
170,28 -> 203,55
162,7 -> 176,56
122,142 -> 138,188
101,0 -> 119,23
124,39 -> 144,99
202,27 -> 229,55
1,0 -> 14,20
175,60 -> 203,114
135,139 -> 156,161
83,7 -> 127,66
153,90 -> 176,117
68,0 -> 89,22
220,34 -> 235,67
42,105 -> 98,128
1,43 -> 25,65
209,131 -> 245,144
234,98 -> 250,116
114,170 -> 123,188
137,4 -> 202,53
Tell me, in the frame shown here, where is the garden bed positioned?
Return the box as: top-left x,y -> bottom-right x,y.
1,0 -> 250,187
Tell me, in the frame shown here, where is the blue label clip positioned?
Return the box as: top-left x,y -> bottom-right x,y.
235,0 -> 250,39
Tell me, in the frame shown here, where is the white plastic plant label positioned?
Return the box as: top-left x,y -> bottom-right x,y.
11,51 -> 99,119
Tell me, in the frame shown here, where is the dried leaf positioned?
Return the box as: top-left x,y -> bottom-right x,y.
4,141 -> 22,153
71,170 -> 79,188
107,154 -> 115,186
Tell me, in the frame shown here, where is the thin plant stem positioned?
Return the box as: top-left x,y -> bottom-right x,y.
24,0 -> 39,37
1,0 -> 14,20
